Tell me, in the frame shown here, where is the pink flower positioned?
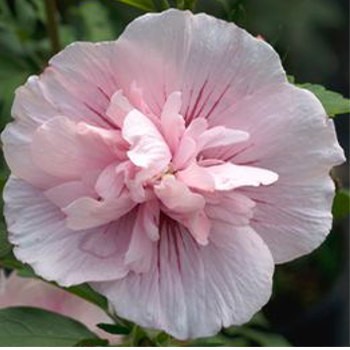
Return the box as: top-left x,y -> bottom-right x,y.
0,272 -> 120,343
1,9 -> 344,339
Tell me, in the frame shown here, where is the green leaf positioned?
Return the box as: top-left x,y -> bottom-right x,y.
0,223 -> 11,258
113,0 -> 156,11
332,189 -> 350,220
152,0 -> 170,10
189,334 -> 252,347
297,83 -> 350,117
97,323 -> 131,335
176,0 -> 197,10
65,284 -> 108,312
75,338 -> 109,346
0,307 -> 99,346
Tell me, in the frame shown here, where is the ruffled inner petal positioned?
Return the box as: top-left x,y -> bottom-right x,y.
31,116 -> 121,180
122,109 -> 171,171
205,162 -> 279,191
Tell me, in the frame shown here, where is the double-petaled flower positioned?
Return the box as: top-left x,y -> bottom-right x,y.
2,9 -> 344,339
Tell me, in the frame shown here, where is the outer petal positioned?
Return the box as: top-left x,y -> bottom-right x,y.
93,222 -> 274,340
213,84 -> 345,262
1,121 -> 61,188
3,177 -> 131,286
41,42 -> 122,128
112,9 -> 285,119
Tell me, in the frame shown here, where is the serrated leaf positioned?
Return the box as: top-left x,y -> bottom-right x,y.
113,0 -> 156,11
0,307 -> 98,346
332,189 -> 350,220
297,83 -> 350,117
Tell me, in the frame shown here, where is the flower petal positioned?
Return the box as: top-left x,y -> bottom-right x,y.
124,201 -> 160,273
63,191 -> 135,231
45,42 -> 123,128
93,222 -> 274,340
206,162 -> 278,190
45,181 -> 96,208
31,116 -> 120,180
112,9 -> 285,120
123,110 -> 171,170
154,175 -> 205,214
176,162 -> 215,192
206,191 -> 256,227
172,136 -> 197,170
106,90 -> 133,128
198,126 -> 249,151
160,91 -> 185,152
95,163 -> 124,200
216,84 -> 345,262
3,177 -> 131,286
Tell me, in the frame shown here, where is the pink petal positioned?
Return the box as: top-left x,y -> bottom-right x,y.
182,210 -> 211,245
93,222 -> 274,340
63,191 -> 135,230
3,177 -> 132,286
122,110 -> 171,170
206,191 -> 256,227
45,181 -> 96,208
31,116 -> 120,180
160,91 -> 185,152
244,177 -> 339,263
106,90 -> 133,128
45,42 -> 122,128
172,136 -> 197,170
197,126 -> 249,151
183,118 -> 208,140
95,163 -> 124,200
216,84 -> 345,262
176,162 -> 215,192
124,202 -> 160,273
112,10 -> 285,122
154,175 -> 205,214
206,162 -> 278,190
1,121 -> 61,189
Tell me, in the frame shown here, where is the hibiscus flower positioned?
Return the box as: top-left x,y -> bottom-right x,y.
1,9 -> 344,339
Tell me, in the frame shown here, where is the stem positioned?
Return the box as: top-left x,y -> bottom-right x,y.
44,0 -> 60,54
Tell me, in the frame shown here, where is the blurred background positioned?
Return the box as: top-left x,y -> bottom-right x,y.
0,0 -> 349,346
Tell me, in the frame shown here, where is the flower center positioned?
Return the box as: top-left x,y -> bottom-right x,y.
61,90 -> 278,246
